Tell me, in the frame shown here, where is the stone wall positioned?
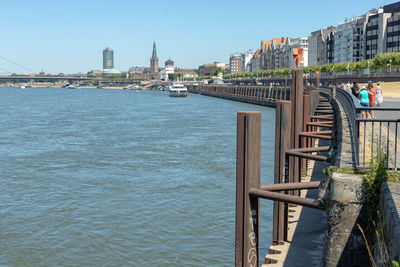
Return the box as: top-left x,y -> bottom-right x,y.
375,181 -> 400,264
324,173 -> 370,267
323,93 -> 370,266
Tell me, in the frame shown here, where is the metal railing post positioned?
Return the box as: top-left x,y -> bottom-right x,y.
290,69 -> 304,196
235,112 -> 261,267
273,101 -> 291,244
302,94 -> 310,173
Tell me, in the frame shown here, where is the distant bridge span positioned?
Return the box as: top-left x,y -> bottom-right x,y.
0,76 -> 95,83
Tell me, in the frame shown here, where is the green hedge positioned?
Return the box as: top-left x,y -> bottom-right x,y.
223,52 -> 400,79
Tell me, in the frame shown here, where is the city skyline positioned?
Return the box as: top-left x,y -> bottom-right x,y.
0,0 -> 394,74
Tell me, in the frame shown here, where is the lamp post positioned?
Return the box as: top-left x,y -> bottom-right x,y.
367,61 -> 370,74
390,59 -> 392,73
347,63 -> 350,75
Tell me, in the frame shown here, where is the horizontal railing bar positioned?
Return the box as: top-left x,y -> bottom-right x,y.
299,131 -> 332,135
306,122 -> 333,127
310,115 -> 334,119
260,181 -> 321,191
298,133 -> 332,140
249,188 -> 324,210
287,146 -> 331,153
286,151 -> 329,161
355,107 -> 400,111
356,118 -> 400,122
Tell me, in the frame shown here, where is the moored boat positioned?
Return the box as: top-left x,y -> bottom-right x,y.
124,84 -> 142,90
169,83 -> 188,97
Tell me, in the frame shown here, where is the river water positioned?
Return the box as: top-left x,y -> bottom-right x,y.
0,87 -> 275,266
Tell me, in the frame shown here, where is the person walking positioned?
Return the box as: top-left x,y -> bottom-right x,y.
346,82 -> 351,92
358,86 -> 370,118
351,81 -> 360,98
376,82 -> 383,107
368,81 -> 376,118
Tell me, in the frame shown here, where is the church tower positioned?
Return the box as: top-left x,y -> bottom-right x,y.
150,42 -> 159,74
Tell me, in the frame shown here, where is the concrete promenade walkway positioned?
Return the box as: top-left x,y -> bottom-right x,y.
263,139 -> 330,267
281,141 -> 330,267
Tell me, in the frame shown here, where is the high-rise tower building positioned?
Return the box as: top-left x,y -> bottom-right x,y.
150,42 -> 159,74
103,47 -> 114,69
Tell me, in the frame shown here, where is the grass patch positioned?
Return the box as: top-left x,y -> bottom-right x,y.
387,171 -> 400,183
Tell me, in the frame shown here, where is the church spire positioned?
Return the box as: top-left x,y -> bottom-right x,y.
150,41 -> 159,74
151,41 -> 158,60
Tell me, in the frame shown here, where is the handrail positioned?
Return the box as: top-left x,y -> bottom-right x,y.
320,86 -> 360,167
323,86 -> 400,170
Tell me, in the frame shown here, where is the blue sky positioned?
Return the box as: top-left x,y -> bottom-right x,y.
0,0 -> 394,74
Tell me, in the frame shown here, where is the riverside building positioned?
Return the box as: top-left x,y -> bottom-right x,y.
229,53 -> 242,73
308,26 -> 336,66
160,59 -> 174,80
386,2 -> 400,53
103,47 -> 114,70
198,63 -> 226,76
241,49 -> 254,72
249,49 -> 261,72
334,18 -> 357,63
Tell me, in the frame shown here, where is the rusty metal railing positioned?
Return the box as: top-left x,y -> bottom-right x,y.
235,70 -> 334,266
187,84 -> 291,103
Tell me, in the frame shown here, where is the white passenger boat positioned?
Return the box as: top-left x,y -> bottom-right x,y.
124,84 -> 142,90
169,83 -> 188,97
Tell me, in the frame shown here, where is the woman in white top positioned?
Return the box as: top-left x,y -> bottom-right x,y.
376,82 -> 383,106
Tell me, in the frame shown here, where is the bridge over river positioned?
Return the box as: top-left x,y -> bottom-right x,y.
0,76 -> 142,86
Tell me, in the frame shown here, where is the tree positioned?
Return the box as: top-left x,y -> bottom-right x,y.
210,68 -> 224,76
168,73 -> 183,81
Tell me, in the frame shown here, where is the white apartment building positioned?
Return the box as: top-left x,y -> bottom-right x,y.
241,49 -> 254,72
334,18 -> 357,63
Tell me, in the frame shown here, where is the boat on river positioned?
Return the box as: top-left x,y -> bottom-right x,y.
66,84 -> 79,89
124,84 -> 142,90
169,83 -> 188,97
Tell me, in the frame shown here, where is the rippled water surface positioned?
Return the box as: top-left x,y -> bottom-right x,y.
0,87 -> 275,266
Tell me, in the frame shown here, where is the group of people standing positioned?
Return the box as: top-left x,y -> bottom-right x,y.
342,81 -> 384,118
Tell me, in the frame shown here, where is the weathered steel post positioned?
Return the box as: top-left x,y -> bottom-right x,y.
290,69 -> 304,196
301,94 -> 310,173
273,101 -> 291,244
235,112 -> 261,267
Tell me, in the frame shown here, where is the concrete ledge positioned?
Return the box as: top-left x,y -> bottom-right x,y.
329,95 -> 356,168
324,172 -> 370,266
330,173 -> 368,203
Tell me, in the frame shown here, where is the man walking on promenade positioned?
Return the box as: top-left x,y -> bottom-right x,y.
351,81 -> 360,98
